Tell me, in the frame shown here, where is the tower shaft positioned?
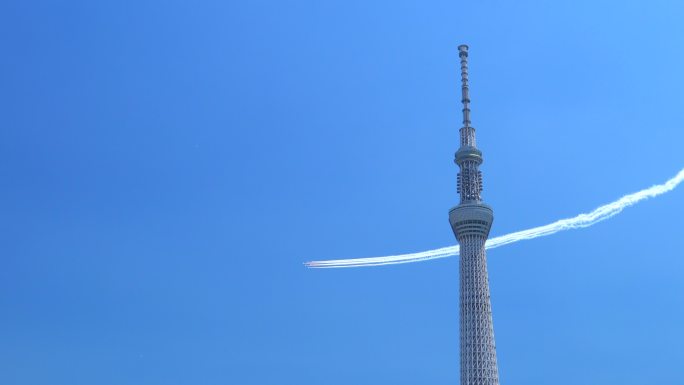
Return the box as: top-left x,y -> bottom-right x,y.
449,45 -> 500,385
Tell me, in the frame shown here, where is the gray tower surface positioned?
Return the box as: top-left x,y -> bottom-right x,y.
449,45 -> 500,385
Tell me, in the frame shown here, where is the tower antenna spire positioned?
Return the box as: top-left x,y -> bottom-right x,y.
458,44 -> 471,128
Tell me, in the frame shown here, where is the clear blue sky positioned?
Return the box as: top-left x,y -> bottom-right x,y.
1,1 -> 683,384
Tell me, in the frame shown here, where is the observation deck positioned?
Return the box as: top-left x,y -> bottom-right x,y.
449,203 -> 493,238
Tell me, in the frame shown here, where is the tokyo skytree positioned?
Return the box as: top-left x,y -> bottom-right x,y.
449,45 -> 500,385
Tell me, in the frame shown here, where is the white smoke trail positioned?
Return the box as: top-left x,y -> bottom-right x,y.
306,167 -> 684,268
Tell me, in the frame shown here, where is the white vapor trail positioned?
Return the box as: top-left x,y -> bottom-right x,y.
305,167 -> 684,268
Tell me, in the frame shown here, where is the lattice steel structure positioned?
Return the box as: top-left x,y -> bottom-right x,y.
449,45 -> 500,385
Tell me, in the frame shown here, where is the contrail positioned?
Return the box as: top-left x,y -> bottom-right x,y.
306,167 -> 684,268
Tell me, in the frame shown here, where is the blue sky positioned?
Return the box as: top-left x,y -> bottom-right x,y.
1,1 -> 683,384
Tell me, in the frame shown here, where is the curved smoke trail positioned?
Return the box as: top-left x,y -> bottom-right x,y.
306,167 -> 684,268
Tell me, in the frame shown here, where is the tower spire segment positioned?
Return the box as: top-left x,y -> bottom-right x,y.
458,45 -> 476,148
459,44 -> 471,129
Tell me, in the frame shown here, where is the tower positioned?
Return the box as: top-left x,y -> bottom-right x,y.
449,45 -> 500,385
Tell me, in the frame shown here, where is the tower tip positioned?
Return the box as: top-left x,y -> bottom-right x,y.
458,44 -> 471,129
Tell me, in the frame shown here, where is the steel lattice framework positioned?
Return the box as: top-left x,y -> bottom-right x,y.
449,45 -> 500,385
